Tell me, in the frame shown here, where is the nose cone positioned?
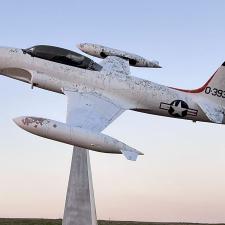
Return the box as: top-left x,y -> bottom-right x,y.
77,43 -> 97,56
13,116 -> 50,137
77,43 -> 87,51
13,116 -> 26,128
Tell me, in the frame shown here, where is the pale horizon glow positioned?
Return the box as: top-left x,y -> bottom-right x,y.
0,0 -> 225,223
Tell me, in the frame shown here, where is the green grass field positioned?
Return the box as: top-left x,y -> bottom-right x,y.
0,219 -> 224,225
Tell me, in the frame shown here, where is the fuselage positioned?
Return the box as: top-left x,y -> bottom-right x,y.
0,47 -> 210,123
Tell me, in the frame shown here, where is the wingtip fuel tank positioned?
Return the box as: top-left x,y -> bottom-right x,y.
77,43 -> 161,68
13,116 -> 143,161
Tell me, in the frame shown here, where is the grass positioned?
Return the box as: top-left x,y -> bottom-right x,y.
0,219 -> 224,225
0,219 -> 61,225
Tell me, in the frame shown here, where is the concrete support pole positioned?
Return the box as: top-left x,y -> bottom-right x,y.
62,147 -> 97,225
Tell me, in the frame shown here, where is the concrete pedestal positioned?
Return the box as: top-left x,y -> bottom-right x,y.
62,147 -> 97,225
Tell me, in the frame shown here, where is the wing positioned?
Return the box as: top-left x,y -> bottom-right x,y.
64,90 -> 142,161
64,90 -> 125,132
99,56 -> 130,76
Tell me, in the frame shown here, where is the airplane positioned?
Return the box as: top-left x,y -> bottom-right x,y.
0,43 -> 224,161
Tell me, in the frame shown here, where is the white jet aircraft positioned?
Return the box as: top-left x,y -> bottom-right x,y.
0,43 -> 224,161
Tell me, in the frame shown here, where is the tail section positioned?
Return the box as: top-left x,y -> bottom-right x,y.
175,62 -> 225,123
196,62 -> 225,123
192,62 -> 225,123
175,62 -> 225,96
200,62 -> 225,103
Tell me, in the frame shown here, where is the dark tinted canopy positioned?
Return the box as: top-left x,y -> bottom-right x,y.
22,45 -> 102,71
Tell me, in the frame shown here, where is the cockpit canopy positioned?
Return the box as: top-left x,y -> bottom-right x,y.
22,45 -> 102,71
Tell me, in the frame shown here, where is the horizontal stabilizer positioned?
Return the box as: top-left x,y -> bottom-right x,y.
197,99 -> 224,123
121,148 -> 143,161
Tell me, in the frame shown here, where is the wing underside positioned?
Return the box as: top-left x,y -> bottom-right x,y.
64,90 -> 142,161
64,90 -> 125,132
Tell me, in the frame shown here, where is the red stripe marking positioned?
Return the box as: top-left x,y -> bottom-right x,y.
170,69 -> 217,93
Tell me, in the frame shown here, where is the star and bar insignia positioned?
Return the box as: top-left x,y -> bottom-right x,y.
160,100 -> 198,118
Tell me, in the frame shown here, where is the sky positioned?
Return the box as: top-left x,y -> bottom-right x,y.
0,0 -> 225,223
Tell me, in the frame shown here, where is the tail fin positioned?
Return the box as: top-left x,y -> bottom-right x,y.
175,63 -> 225,95
192,62 -> 225,123
201,62 -> 225,100
174,62 -> 225,123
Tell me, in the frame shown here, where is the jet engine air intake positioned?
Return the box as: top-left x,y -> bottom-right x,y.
0,68 -> 32,83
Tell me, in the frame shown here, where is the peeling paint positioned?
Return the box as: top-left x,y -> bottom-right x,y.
22,117 -> 50,128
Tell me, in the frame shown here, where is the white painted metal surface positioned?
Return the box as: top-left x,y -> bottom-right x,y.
0,45 -> 223,127
1,43 -> 225,225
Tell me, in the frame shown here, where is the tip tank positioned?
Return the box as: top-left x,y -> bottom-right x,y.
13,116 -> 143,161
77,43 -> 161,68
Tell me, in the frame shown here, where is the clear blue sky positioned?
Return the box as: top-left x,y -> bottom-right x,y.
0,0 -> 225,223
